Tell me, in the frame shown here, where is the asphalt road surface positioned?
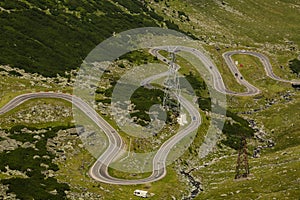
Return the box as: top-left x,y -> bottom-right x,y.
0,47 -> 299,185
150,47 -> 299,96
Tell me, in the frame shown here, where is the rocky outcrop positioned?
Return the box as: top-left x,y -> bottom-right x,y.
0,138 -> 21,153
0,184 -> 18,200
0,101 -> 72,125
180,168 -> 203,200
248,119 -> 275,158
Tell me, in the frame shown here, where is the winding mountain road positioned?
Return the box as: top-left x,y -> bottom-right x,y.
150,47 -> 299,96
0,47 -> 299,185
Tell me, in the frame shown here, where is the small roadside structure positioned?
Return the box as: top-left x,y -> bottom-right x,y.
177,113 -> 187,126
133,190 -> 149,198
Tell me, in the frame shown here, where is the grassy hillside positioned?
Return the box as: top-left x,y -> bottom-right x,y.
145,0 -> 300,93
0,0 -> 185,77
1,0 -> 300,199
0,125 -> 72,200
1,0 -> 299,77
147,0 -> 300,47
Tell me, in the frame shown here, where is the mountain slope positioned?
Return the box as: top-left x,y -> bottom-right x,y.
0,0 -> 182,77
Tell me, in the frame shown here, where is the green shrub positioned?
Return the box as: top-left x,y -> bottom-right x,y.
0,125 -> 73,199
289,58 -> 300,74
0,0 -> 195,77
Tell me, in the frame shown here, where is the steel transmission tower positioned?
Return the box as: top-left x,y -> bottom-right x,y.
163,50 -> 181,112
235,137 -> 250,179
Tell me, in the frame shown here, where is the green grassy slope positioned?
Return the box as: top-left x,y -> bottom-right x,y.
1,0 -> 300,199
148,0 -> 300,47
146,0 -> 300,93
195,93 -> 300,199
144,6 -> 300,195
0,0 -> 184,77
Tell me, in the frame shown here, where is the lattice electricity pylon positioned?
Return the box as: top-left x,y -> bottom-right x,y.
162,50 -> 181,113
235,136 -> 250,179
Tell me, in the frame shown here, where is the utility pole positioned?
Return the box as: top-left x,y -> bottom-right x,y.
163,50 -> 181,113
235,136 -> 250,179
